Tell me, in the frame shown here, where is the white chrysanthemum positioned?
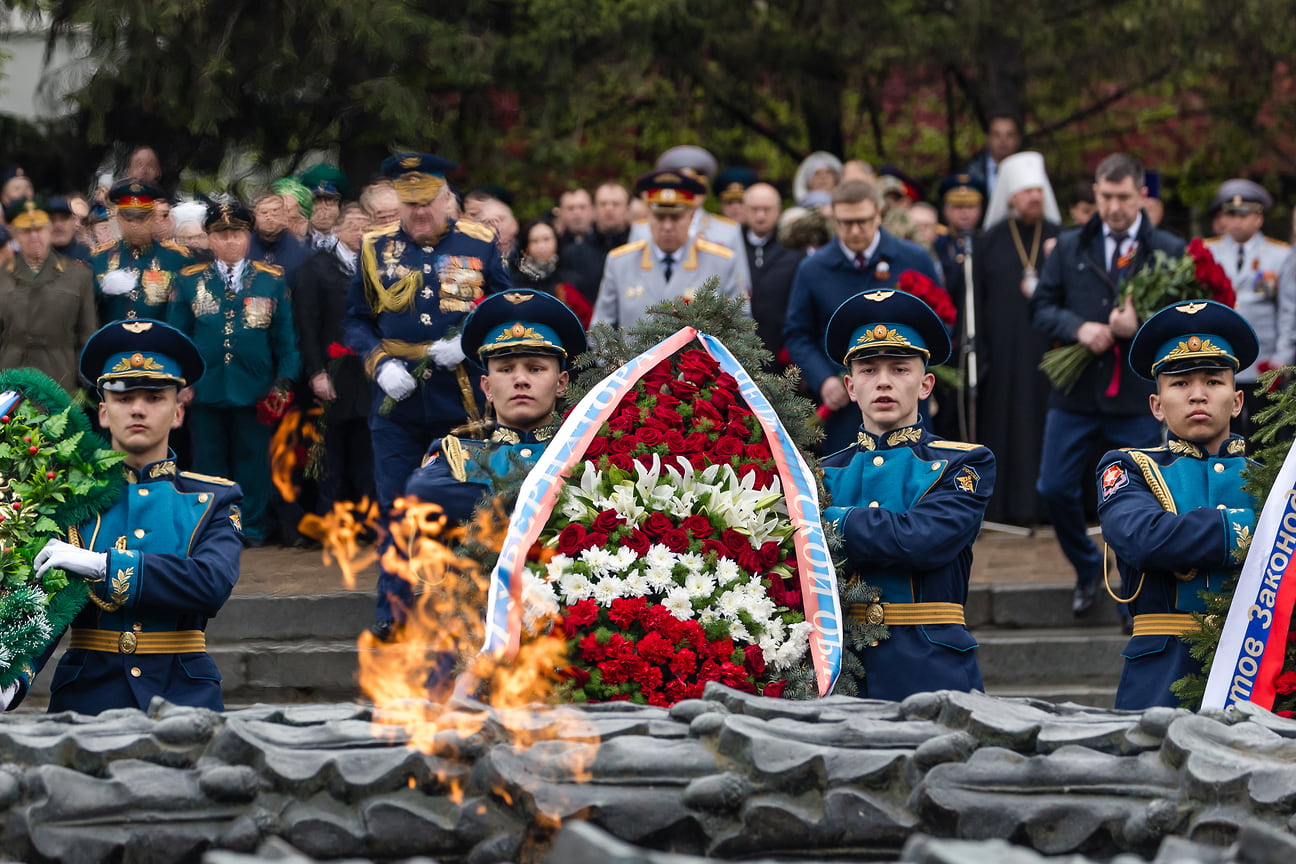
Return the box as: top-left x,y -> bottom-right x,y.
715,590 -> 744,620
592,578 -> 622,605
713,557 -> 742,586
698,608 -> 720,626
521,572 -> 559,629
677,552 -> 705,574
622,572 -> 651,597
579,546 -> 616,576
728,620 -> 752,643
613,546 -> 639,570
559,572 -> 594,602
644,565 -> 676,593
683,571 -> 715,598
644,544 -> 675,571
545,553 -> 574,581
663,587 -> 694,620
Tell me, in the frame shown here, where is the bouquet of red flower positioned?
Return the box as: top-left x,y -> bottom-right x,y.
1040,238 -> 1236,394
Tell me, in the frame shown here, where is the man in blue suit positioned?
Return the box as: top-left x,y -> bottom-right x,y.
8,320 -> 243,714
821,290 -> 995,700
783,179 -> 943,453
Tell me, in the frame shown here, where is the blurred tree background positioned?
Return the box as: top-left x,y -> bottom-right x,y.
5,0 -> 1296,228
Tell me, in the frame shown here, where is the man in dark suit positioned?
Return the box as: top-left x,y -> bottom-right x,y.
294,203 -> 375,515
966,113 -> 1022,206
743,182 -> 804,367
1030,153 -> 1186,618
783,179 -> 943,453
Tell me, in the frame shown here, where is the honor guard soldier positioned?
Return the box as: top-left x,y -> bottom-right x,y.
1097,300 -> 1258,710
593,170 -> 749,329
6,321 -> 243,715
91,179 -> 191,323
341,153 -> 511,638
407,289 -> 586,526
167,201 -> 301,546
1203,179 -> 1294,432
820,289 -> 996,700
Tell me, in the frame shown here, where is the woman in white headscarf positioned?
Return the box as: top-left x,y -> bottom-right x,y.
171,201 -> 209,252
793,151 -> 843,205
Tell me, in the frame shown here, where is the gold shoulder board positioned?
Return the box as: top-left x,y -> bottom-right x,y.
709,213 -> 737,226
441,436 -> 468,483
454,219 -> 496,242
252,261 -> 284,276
180,471 -> 236,486
1265,237 -> 1291,248
363,221 -> 401,242
929,440 -> 983,451
180,262 -> 210,276
91,240 -> 118,256
696,239 -> 734,259
161,240 -> 192,258
608,240 -> 648,260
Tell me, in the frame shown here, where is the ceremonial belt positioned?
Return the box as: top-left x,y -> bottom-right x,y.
69,629 -> 206,655
376,338 -> 482,424
848,602 -> 966,626
1130,613 -> 1199,637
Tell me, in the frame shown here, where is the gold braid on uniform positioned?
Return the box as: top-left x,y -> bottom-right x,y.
85,582 -> 125,613
454,365 -> 483,424
361,239 -> 423,314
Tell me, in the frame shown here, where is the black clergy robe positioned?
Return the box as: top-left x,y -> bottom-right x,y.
972,217 -> 1062,525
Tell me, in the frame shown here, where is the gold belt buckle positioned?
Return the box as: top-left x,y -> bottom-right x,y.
119,631 -> 137,654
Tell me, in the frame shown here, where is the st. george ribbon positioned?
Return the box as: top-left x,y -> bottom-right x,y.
1203,442 -> 1296,711
482,327 -> 844,696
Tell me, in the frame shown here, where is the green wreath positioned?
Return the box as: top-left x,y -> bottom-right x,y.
0,369 -> 126,689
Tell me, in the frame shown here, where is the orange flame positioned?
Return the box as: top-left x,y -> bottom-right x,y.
270,405 -> 320,504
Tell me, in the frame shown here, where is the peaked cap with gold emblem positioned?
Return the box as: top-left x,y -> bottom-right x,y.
79,320 -> 205,393
1129,299 -> 1258,380
460,288 -> 588,370
634,169 -> 707,213
825,289 -> 952,367
108,178 -> 167,214
380,152 -> 459,205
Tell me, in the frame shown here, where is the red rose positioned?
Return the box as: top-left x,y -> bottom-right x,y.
726,418 -> 752,440
566,599 -> 600,628
897,269 -> 957,326
652,405 -> 683,427
721,528 -> 751,557
715,371 -> 738,391
670,648 -> 699,677
608,453 -> 633,471
661,528 -> 690,553
640,513 -> 672,540
682,514 -> 713,538
709,387 -> 735,412
609,435 -> 638,455
702,538 -> 730,559
671,378 -> 700,399
557,524 -> 587,555
682,432 -> 709,453
763,680 -> 786,699
694,399 -> 724,428
637,426 -> 666,447
664,430 -> 687,452
585,437 -> 609,459
637,631 -> 674,665
744,644 -> 766,677
711,635 -> 736,662
745,441 -> 772,462
327,341 -> 356,359
623,529 -> 651,556
759,541 -> 781,569
677,350 -> 720,384
655,392 -> 681,410
738,547 -> 764,574
713,435 -> 743,459
592,509 -> 623,533
585,531 -> 609,549
608,412 -> 637,433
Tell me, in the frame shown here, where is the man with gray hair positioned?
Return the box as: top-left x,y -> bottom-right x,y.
1029,152 -> 1184,620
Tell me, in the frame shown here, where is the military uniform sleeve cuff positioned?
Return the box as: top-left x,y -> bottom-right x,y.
1222,507 -> 1256,567
103,549 -> 141,609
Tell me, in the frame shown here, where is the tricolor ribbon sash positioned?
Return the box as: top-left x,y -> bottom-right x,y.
482,327 -> 844,696
1203,442 -> 1296,711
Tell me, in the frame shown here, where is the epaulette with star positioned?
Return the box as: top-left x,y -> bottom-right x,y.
252,260 -> 284,276
91,240 -> 118,256
696,238 -> 733,259
160,240 -> 192,258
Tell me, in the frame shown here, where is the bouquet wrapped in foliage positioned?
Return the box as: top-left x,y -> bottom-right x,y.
1040,238 -> 1236,394
0,370 -> 126,688
477,288 -> 874,705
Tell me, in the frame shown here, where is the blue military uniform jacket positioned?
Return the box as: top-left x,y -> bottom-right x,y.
405,425 -> 550,525
341,219 -> 511,426
21,456 -> 244,714
167,259 -> 302,407
90,238 -> 192,322
1097,434 -> 1256,709
822,423 -> 995,700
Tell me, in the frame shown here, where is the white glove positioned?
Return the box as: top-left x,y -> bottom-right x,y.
0,680 -> 18,712
376,359 -> 417,401
34,538 -> 107,581
99,269 -> 139,296
426,334 -> 466,370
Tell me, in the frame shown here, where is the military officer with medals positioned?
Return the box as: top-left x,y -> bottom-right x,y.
1097,300 -> 1258,710
341,153 -> 511,638
167,201 -> 301,546
1203,179 -> 1294,433
5,320 -> 243,715
820,289 -> 996,700
91,179 -> 191,323
593,170 -> 749,329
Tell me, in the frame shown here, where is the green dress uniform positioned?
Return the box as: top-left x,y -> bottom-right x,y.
90,238 -> 192,323
0,253 -> 97,392
167,257 -> 301,543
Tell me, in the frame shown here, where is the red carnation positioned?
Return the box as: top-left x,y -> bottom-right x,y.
647,691 -> 670,708
697,659 -> 722,682
661,528 -> 690,553
711,635 -> 736,662
608,596 -> 647,628
565,599 -> 600,628
1276,671 -> 1296,695
557,524 -> 587,555
744,644 -> 766,677
719,661 -> 751,689
637,665 -> 665,693
636,631 -> 674,665
897,269 -> 957,326
644,604 -> 672,633
664,679 -> 690,703
623,529 -> 651,556
580,633 -> 606,662
327,342 -> 356,359
592,509 -> 623,533
713,435 -> 743,459
763,680 -> 786,699
670,648 -> 699,677
683,514 -> 713,538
